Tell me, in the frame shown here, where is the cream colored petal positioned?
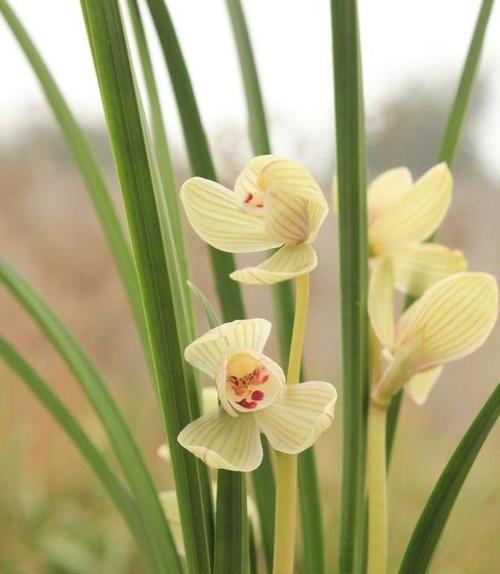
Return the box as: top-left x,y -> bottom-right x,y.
391,243 -> 467,297
367,167 -> 413,223
261,159 -> 329,239
395,273 -> 498,370
255,381 -> 337,454
201,387 -> 220,413
180,177 -> 281,253
230,244 -> 317,285
369,163 -> 452,252
159,491 -> 185,556
184,319 -> 272,377
264,188 -> 310,245
234,154 -> 283,204
368,258 -> 395,347
405,365 -> 443,406
178,408 -> 263,471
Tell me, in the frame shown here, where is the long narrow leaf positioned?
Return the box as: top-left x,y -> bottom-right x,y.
0,258 -> 181,574
0,0 -> 149,357
144,2 -> 249,569
0,337 -> 157,573
79,2 -> 214,572
438,0 -> 495,166
224,1 -> 326,571
399,383 -> 500,574
385,0 -> 495,461
331,2 -> 369,572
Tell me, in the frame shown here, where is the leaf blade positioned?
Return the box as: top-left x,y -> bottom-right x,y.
398,383 -> 500,574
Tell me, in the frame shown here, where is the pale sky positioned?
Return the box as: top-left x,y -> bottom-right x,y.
1,1 -> 499,177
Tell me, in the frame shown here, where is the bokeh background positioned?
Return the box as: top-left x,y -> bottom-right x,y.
1,1 -> 499,572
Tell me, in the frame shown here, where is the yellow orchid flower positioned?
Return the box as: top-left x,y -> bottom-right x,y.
158,387 -> 260,557
371,272 -> 498,406
180,155 -> 329,284
367,163 -> 467,295
177,318 -> 337,471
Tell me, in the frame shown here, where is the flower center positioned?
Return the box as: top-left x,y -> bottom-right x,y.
226,353 -> 269,410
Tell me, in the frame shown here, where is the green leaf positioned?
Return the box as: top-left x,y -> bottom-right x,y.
187,281 -> 221,330
144,3 -> 250,570
0,258 -> 181,574
0,0 -> 149,359
79,2 -> 214,572
331,2 -> 369,573
0,337 -> 157,573
386,0 -> 495,462
438,0 -> 495,166
398,384 -> 500,574
144,0 -> 246,323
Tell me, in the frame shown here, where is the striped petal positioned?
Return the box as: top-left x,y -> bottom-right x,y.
178,408 -> 263,471
157,387 -> 220,463
367,167 -> 412,224
405,365 -> 443,406
391,243 -> 467,296
180,177 -> 281,253
159,491 -> 185,556
184,319 -> 272,378
369,163 -> 452,253
368,258 -> 395,347
236,156 -> 328,242
230,244 -> 317,285
255,381 -> 337,454
261,159 -> 328,240
395,273 -> 498,370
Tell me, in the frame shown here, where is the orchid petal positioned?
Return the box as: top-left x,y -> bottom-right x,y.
405,365 -> 443,405
260,158 -> 328,239
369,163 -> 452,252
367,167 -> 412,223
255,381 -> 337,454
395,273 -> 498,370
230,244 -> 317,285
180,177 -> 281,253
184,319 -> 272,378
178,408 -> 263,471
368,258 -> 395,347
391,243 -> 467,296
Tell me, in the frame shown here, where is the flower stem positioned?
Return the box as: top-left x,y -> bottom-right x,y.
273,273 -> 310,574
367,400 -> 388,574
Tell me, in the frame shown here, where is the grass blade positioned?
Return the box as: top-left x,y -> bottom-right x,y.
331,2 -> 369,572
438,0 -> 495,166
144,2 -> 250,569
0,337 -> 157,573
79,2 -> 214,572
398,383 -> 500,574
386,0 -> 495,461
0,0 -> 148,357
145,0 -> 245,322
187,280 -> 221,330
0,258 -> 181,573
125,0 -> 191,298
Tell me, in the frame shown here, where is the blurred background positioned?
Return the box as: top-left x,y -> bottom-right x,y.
0,1 -> 499,572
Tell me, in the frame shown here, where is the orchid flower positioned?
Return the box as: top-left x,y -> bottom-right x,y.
158,388 -> 259,557
370,272 -> 498,406
334,164 -> 467,339
177,318 -> 337,471
180,155 -> 329,284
